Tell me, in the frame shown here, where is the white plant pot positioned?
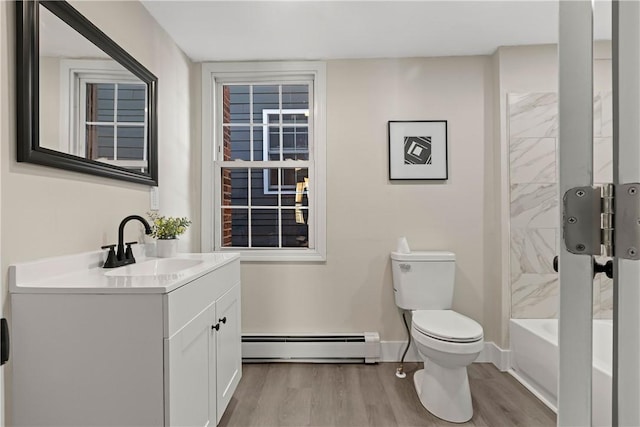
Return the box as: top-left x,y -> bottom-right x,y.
156,239 -> 178,258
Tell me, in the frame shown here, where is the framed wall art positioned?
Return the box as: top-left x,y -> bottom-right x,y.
388,120 -> 448,180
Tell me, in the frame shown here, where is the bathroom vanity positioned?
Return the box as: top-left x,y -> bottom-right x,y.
9,250 -> 241,426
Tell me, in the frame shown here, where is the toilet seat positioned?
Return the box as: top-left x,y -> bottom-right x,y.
412,310 -> 483,343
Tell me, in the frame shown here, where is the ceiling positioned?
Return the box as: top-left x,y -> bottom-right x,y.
140,1 -> 612,63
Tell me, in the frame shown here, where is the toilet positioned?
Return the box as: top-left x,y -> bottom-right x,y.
391,251 -> 483,423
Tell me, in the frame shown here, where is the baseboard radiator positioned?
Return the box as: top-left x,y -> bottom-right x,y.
242,332 -> 380,364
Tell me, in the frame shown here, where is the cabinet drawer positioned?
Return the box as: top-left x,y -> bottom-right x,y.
164,259 -> 240,338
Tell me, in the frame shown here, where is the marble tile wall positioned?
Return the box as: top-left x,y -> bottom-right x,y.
508,92 -> 612,319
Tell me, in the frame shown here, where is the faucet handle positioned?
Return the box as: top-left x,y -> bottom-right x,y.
101,245 -> 118,269
124,241 -> 137,263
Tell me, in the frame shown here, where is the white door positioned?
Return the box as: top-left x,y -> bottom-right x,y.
612,2 -> 640,425
557,1 -> 640,425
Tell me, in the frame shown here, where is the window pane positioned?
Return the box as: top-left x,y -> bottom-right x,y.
86,125 -> 113,159
117,84 -> 146,123
266,127 -> 309,161
116,127 -> 145,160
268,126 -> 281,160
221,168 -> 248,206
222,126 -> 251,161
253,85 -> 279,123
267,113 -> 280,124
262,168 -> 309,197
251,209 -> 278,247
284,168 -> 307,193
223,85 -> 250,124
282,112 -> 308,125
282,85 -> 309,110
282,208 -> 309,247
283,127 -> 309,160
253,128 -> 264,161
252,169 -> 278,206
281,169 -> 309,206
221,208 -> 248,247
86,83 -> 114,123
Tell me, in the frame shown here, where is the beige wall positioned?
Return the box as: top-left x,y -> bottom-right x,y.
483,50 -> 505,347
239,44 -> 611,346
1,2 -> 195,421
497,42 -> 611,93
240,57 -> 494,342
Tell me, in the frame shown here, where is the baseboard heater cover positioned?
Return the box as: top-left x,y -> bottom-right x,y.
242,332 -> 380,364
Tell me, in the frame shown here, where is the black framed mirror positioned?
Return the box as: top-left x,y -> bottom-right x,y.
16,0 -> 158,185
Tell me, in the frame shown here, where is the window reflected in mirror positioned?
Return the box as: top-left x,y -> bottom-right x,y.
83,80 -> 148,172
39,4 -> 149,173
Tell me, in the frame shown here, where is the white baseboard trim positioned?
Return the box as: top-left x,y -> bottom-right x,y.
380,340 -> 511,372
481,341 -> 512,371
508,369 -> 557,413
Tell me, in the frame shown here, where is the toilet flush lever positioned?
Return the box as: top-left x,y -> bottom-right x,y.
399,264 -> 411,272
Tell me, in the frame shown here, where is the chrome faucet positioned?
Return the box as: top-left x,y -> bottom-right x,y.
102,215 -> 152,268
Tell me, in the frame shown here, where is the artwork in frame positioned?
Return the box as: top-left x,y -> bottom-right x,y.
388,120 -> 448,180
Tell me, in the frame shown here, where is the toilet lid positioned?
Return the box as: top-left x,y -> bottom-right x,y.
412,310 -> 483,343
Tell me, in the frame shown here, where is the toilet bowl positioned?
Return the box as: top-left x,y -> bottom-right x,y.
390,250 -> 484,423
410,310 -> 483,423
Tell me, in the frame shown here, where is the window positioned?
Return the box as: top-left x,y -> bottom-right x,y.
201,62 -> 326,261
60,60 -> 149,172
81,81 -> 147,169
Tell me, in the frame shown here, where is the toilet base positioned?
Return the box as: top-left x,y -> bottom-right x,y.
413,362 -> 473,423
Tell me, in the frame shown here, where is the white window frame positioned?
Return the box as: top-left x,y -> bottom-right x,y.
59,59 -> 148,170
201,62 -> 326,262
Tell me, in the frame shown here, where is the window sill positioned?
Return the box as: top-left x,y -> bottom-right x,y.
214,248 -> 326,262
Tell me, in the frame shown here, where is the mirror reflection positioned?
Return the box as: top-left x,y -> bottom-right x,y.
39,4 -> 149,173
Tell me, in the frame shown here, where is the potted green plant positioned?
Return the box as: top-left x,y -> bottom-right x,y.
148,212 -> 192,258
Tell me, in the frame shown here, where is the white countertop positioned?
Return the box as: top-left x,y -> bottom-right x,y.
9,249 -> 240,294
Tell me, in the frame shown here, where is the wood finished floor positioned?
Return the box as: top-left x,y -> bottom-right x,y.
218,362 -> 556,427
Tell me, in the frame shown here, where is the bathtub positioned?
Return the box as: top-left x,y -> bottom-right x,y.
510,319 -> 612,426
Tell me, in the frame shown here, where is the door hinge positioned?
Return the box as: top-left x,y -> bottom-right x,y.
601,184 -> 614,257
615,183 -> 640,260
563,183 -> 640,259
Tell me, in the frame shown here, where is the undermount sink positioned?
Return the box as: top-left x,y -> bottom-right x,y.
105,258 -> 204,277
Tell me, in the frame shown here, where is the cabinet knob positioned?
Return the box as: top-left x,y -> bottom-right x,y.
212,323 -> 220,331
219,317 -> 227,324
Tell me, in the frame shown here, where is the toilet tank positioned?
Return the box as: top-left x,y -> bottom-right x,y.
390,251 -> 456,310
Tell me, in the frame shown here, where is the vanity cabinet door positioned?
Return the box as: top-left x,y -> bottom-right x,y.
214,282 -> 242,423
165,301 -> 216,427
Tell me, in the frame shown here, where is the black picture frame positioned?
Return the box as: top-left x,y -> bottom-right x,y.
16,0 -> 158,186
388,120 -> 448,180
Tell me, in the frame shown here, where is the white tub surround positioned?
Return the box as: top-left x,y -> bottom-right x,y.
10,250 -> 241,427
510,319 -> 612,426
507,92 -> 613,320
